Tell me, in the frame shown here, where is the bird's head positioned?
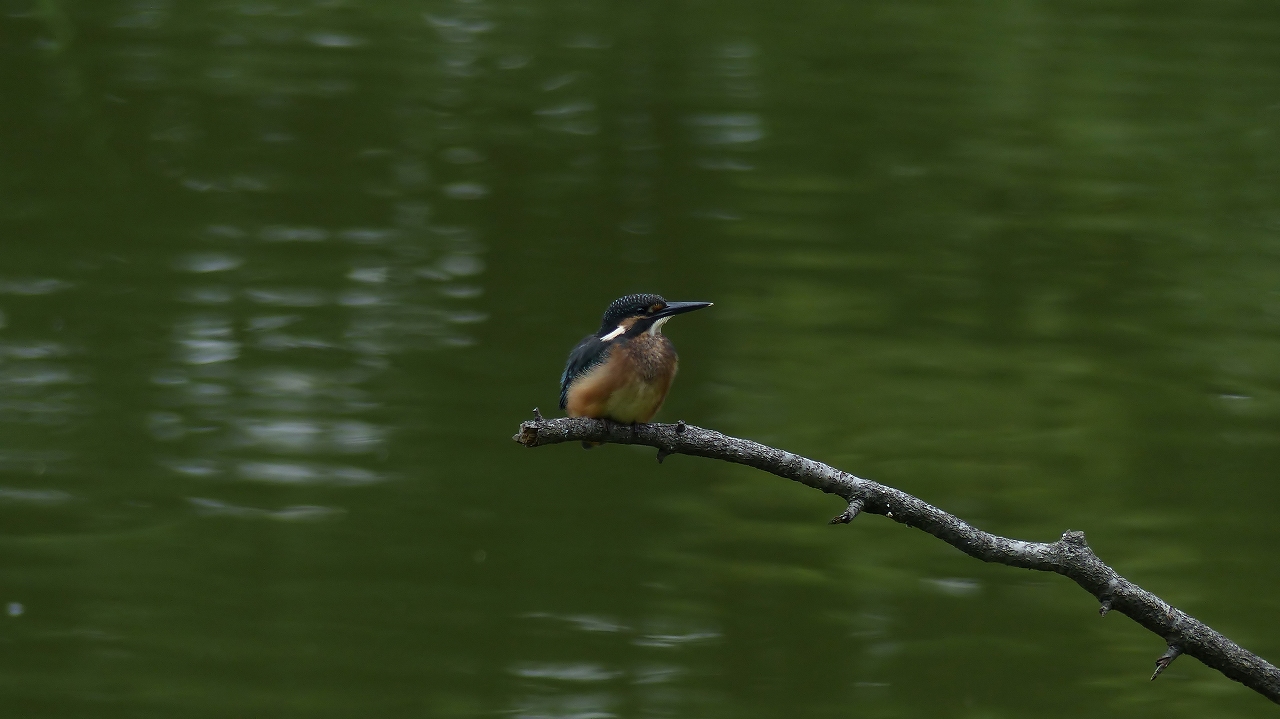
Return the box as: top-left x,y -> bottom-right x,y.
596,293 -> 713,341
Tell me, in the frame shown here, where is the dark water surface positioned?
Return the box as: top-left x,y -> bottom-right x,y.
4,0 -> 1280,716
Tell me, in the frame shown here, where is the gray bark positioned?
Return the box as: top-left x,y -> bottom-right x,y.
513,415 -> 1280,703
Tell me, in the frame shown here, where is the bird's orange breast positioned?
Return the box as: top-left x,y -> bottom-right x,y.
564,335 -> 678,423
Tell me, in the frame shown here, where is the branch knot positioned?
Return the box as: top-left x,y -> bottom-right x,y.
1152,645 -> 1183,681
829,498 -> 864,525
514,421 -> 540,446
1060,530 -> 1087,548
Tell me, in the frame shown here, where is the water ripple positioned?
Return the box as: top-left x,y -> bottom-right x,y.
188,497 -> 345,521
511,663 -> 622,682
0,278 -> 73,295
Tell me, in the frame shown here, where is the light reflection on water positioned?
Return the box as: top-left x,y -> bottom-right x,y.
0,278 -> 80,505
126,0 -> 494,515
152,224 -> 488,496
61,8 -> 482,563
510,612 -> 721,718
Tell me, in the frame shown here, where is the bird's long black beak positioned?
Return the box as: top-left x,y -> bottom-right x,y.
654,301 -> 713,319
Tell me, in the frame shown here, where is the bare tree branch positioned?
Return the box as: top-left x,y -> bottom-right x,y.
513,416 -> 1280,703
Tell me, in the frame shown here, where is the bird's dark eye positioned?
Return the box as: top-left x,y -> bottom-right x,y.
650,303 -> 663,313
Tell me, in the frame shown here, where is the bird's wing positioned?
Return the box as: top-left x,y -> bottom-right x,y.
560,334 -> 609,410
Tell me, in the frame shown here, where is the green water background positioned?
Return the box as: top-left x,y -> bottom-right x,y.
3,0 -> 1280,715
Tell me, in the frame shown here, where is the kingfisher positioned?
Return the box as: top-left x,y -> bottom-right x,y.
559,294 -> 712,437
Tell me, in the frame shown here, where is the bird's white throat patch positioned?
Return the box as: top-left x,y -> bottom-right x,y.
602,316 -> 669,341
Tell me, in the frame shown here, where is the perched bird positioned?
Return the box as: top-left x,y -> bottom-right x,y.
559,294 -> 712,439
